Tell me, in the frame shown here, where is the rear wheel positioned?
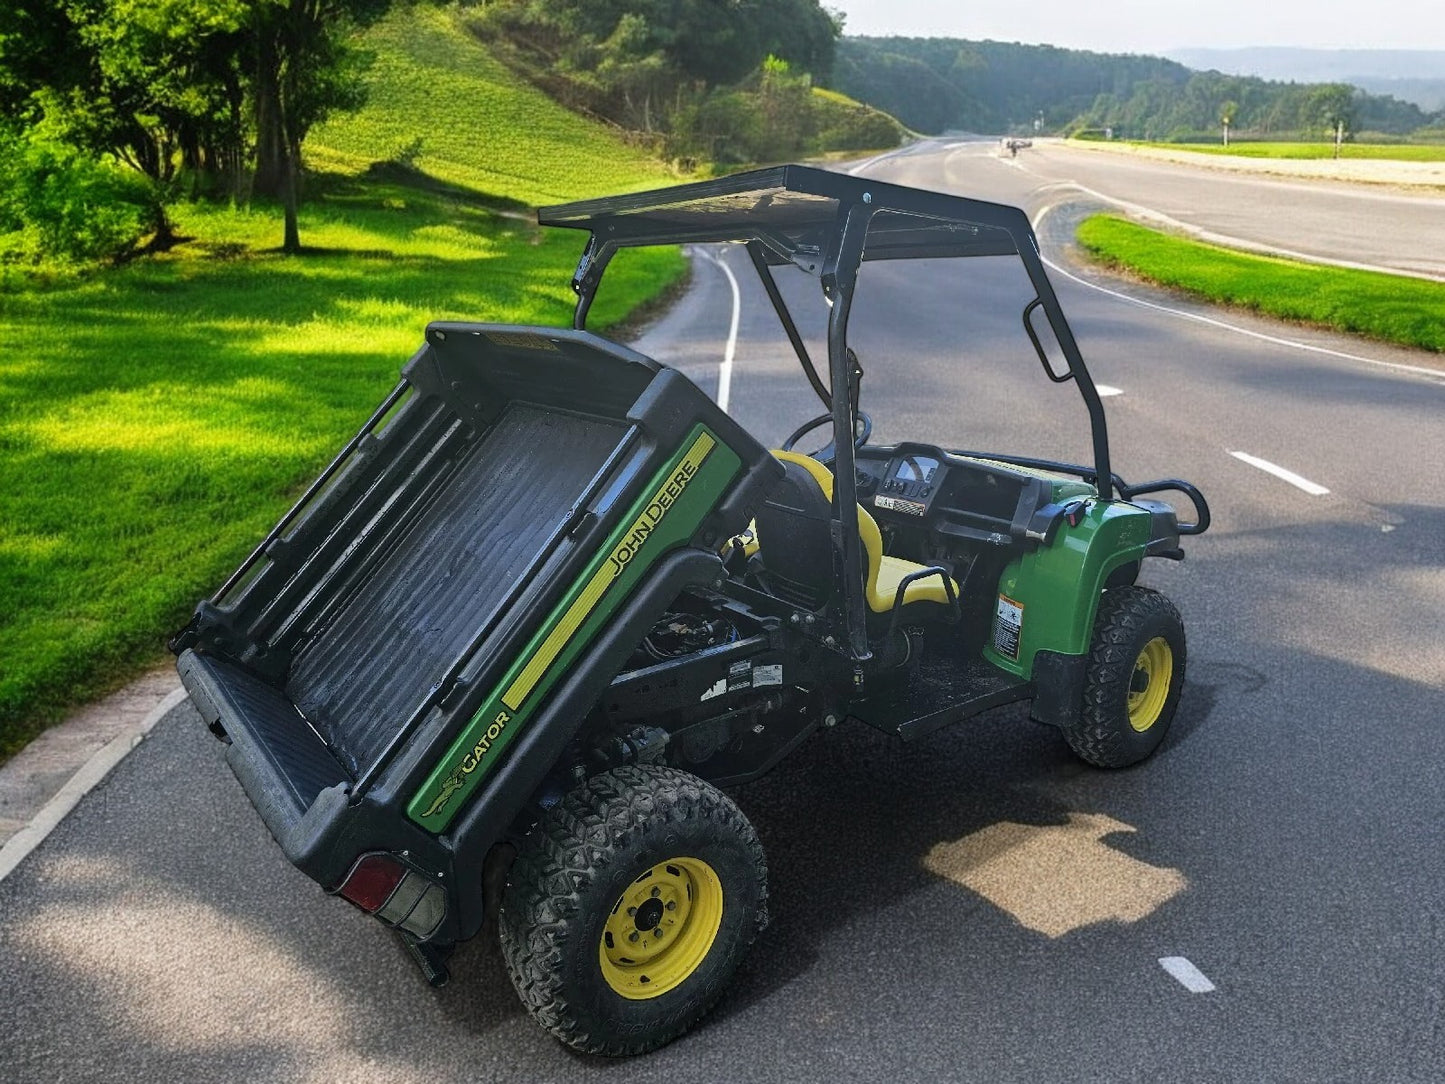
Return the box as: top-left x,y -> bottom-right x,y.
1063,586 -> 1186,768
498,764 -> 767,1056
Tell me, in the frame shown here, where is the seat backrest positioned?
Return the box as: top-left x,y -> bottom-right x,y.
753,458 -> 835,609
755,451 -> 883,610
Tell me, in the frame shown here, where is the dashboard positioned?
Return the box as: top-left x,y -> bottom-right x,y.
851,442 -> 1088,552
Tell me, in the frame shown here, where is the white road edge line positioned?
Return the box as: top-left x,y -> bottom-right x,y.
1229,451 -> 1331,496
1023,175 -> 1444,283
846,146 -> 905,175
703,247 -> 742,412
1030,204 -> 1445,386
0,687 -> 189,884
847,151 -> 891,176
1159,956 -> 1217,993
1095,384 -> 1123,397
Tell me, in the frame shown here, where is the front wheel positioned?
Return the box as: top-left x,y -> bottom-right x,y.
498,764 -> 767,1056
1062,586 -> 1186,768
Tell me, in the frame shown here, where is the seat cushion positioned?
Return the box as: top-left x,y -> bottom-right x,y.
870,555 -> 958,613
771,451 -> 958,614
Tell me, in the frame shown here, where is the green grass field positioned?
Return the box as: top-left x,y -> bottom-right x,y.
0,8 -> 685,758
1076,215 -> 1445,353
1132,141 -> 1445,162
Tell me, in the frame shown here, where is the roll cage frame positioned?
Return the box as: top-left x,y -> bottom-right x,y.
538,164 -> 1117,664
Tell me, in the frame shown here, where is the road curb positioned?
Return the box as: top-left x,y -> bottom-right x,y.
0,687 -> 188,884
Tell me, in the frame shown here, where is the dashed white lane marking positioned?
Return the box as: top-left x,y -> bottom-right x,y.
1095,384 -> 1123,397
1030,203 -> 1445,387
1159,956 -> 1216,993
1229,451 -> 1331,496
703,248 -> 742,412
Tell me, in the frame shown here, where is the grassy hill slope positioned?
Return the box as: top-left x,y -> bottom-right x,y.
313,5 -> 675,205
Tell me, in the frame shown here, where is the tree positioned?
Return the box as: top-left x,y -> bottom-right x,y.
0,0 -> 252,244
1307,83 -> 1355,155
1219,99 -> 1236,146
472,0 -> 842,136
0,0 -> 395,257
248,0 -> 389,253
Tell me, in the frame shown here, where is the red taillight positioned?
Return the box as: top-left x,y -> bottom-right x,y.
337,853 -> 407,913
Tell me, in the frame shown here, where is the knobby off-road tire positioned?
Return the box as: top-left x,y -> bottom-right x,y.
1063,585 -> 1186,768
498,764 -> 768,1056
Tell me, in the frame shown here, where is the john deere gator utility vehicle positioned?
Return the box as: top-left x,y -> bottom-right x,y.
172,165 -> 1209,1056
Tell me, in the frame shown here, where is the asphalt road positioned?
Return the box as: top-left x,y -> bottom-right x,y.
953,138 -> 1445,280
3,142 -> 1443,1082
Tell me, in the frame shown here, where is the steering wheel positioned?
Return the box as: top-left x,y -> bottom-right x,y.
780,410 -> 873,464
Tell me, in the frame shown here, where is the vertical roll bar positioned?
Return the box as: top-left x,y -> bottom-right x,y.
820,200 -> 875,662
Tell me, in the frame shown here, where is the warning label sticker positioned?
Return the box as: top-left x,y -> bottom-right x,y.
993,594 -> 1024,660
874,494 -> 926,517
753,664 -> 783,687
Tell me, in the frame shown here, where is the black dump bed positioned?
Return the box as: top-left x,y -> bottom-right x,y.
173,324 -> 779,937
286,403 -> 624,776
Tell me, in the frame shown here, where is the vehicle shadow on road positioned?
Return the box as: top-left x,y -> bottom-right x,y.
701,672 -> 1225,1027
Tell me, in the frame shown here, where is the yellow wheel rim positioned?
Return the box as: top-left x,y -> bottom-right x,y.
1127,637 -> 1173,733
599,856 -> 723,1000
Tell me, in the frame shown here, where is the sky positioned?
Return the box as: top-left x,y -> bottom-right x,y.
832,0 -> 1445,54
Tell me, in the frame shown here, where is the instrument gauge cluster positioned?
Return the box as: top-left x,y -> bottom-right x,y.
873,452 -> 942,518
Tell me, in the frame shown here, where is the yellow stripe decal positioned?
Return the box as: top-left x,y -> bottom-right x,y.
500,430 -> 717,712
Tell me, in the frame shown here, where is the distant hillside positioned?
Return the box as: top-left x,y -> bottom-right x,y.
1168,48 -> 1445,82
833,37 -> 1190,134
832,36 -> 1442,139
1353,79 -> 1445,113
1168,48 -> 1445,112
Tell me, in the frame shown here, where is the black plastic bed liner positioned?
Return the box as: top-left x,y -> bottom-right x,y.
285,403 -> 625,775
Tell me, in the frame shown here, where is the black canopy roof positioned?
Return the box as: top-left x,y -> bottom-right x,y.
538,164 -> 1031,265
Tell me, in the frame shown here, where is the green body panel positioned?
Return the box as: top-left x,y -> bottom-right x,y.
407,426 -> 741,832
982,499 -> 1151,678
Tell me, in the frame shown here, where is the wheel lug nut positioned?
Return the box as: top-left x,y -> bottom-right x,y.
650,887 -> 660,898
665,900 -> 676,910
654,926 -> 664,938
627,907 -> 636,916
629,931 -> 639,942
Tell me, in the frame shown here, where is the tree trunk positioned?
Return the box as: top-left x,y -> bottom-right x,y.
281,138 -> 301,253
253,34 -> 285,198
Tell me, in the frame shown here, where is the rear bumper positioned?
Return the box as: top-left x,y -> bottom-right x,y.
179,649 -> 346,831
178,649 -> 461,941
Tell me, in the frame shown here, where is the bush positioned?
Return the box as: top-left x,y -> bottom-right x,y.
670,67 -> 903,166
0,127 -> 157,263
811,88 -> 903,151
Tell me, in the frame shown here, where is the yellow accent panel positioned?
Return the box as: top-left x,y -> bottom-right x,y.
599,856 -> 724,1000
770,450 -> 957,613
502,430 -> 717,711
